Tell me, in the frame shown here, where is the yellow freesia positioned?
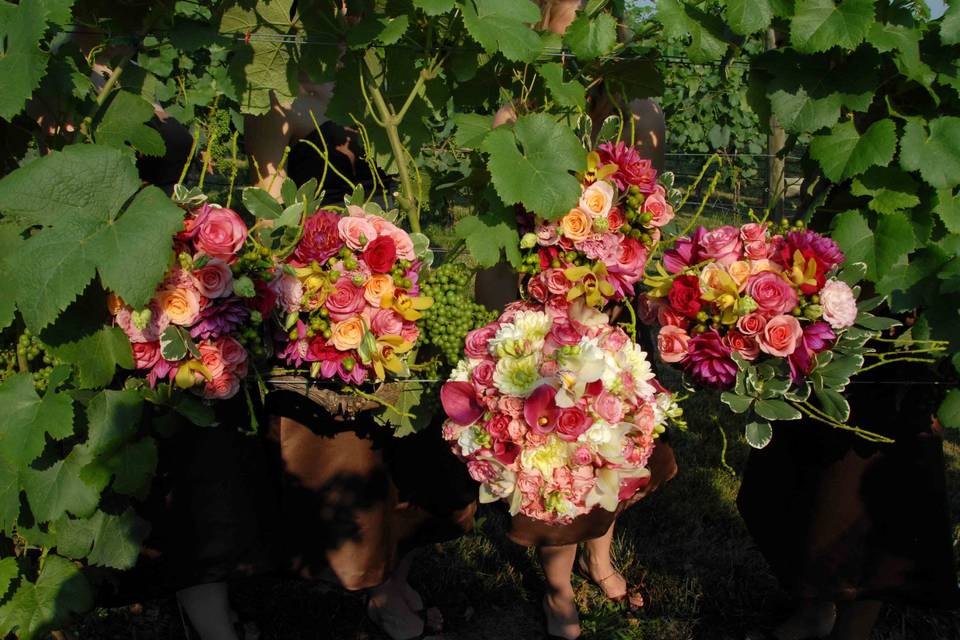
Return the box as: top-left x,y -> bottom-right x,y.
381,292 -> 433,321
565,262 -> 615,308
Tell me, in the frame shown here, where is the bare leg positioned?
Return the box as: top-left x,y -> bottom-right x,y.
579,523 -> 627,600
773,599 -> 837,640
176,582 -> 239,640
828,601 -> 881,640
539,543 -> 581,640
367,563 -> 428,640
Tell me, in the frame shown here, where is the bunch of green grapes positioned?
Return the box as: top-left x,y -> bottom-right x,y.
420,262 -> 498,366
0,330 -> 60,392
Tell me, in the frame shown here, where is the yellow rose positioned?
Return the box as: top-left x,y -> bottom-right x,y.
578,181 -> 614,219
331,316 -> 366,351
560,208 -> 592,242
727,260 -> 751,292
157,287 -> 201,326
364,274 -> 395,307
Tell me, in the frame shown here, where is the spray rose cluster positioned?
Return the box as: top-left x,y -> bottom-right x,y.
642,222 -> 860,388
441,302 -> 679,524
111,204 -> 271,400
274,205 -> 433,384
517,142 -> 676,309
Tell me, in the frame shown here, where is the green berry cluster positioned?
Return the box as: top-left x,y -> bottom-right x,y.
0,330 -> 61,392
420,262 -> 498,365
621,185 -> 658,245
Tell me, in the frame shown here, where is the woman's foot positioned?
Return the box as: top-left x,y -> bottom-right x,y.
367,582 -> 429,640
577,551 -> 627,601
772,601 -> 836,640
542,591 -> 581,640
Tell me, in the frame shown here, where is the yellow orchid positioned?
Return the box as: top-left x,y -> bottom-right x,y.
643,261 -> 676,298
699,263 -> 741,325
174,359 -> 213,389
294,261 -> 333,306
370,334 -> 413,380
381,291 -> 433,321
785,249 -> 819,291
582,150 -> 618,184
564,262 -> 615,308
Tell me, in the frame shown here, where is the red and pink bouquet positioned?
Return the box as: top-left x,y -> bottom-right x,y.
111,203 -> 273,400
273,205 -> 433,384
440,301 -> 681,523
518,141 -> 676,309
642,221 -> 885,446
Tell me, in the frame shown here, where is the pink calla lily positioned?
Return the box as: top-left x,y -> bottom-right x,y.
524,384 -> 559,434
441,381 -> 485,426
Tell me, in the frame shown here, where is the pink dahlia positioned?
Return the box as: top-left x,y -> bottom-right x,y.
684,329 -> 737,389
290,210 -> 344,266
596,142 -> 658,193
189,298 -> 250,341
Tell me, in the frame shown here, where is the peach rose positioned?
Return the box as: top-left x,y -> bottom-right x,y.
194,207 -> 247,261
364,274 -> 395,307
579,180 -> 614,219
750,259 -> 781,274
204,373 -> 240,400
727,260 -> 752,292
642,185 -> 675,227
736,312 -> 767,336
198,342 -> 227,379
657,325 -> 691,363
338,216 -> 378,250
158,287 -> 201,326
560,208 -> 592,242
191,259 -> 233,299
331,316 -> 366,351
758,314 -> 803,357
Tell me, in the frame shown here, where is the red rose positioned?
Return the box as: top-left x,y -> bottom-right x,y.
362,236 -> 398,273
668,275 -> 702,319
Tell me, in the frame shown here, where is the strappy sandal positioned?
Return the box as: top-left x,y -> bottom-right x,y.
575,556 -> 645,611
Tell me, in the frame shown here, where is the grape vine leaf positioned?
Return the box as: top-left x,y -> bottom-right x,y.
81,390 -> 143,459
790,0 -> 875,54
0,144 -> 183,331
809,119 -> 897,182
0,0 -> 50,121
0,554 -> 92,640
935,188 -> 960,234
454,204 -> 522,268
104,437 -> 158,498
939,388 -> 960,428
563,11 -> 617,61
22,447 -> 103,522
899,117 -> 960,190
658,0 -> 728,62
413,0 -> 455,15
35,0 -> 73,26
94,90 -> 166,157
374,382 -> 432,437
0,224 -> 22,329
48,326 -> 133,389
874,211 -> 916,278
54,509 -> 150,570
831,210 -> 876,279
0,374 -> 74,468
538,62 -> 586,110
346,15 -> 410,48
942,1 -> 960,46
481,114 -> 586,220
0,456 -> 20,533
725,0 -> 773,35
0,557 -> 15,600
461,0 -> 543,63
452,113 -> 492,148
850,167 -> 920,215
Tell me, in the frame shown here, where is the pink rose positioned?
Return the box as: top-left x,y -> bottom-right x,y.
218,336 -> 247,367
467,460 -> 498,483
744,239 -> 772,261
471,359 -> 495,389
543,269 -> 573,296
819,279 -> 858,329
527,274 -> 548,302
602,327 -> 629,352
724,329 -> 760,361
594,390 -> 625,424
370,309 -> 404,337
642,185 -> 675,227
338,216 -> 378,250
611,238 -> 648,277
276,273 -> 304,313
535,222 -> 561,246
464,324 -> 498,359
325,277 -> 367,321
747,271 -> 798,316
736,312 -> 767,336
386,226 -> 416,261
607,207 -> 626,231
740,222 -> 768,243
556,407 -> 591,442
191,259 -> 234,299
198,342 -> 227,379
758,314 -> 803,357
203,372 -> 240,399
657,325 -> 690,363
572,446 -> 594,467
400,322 -> 419,344
544,296 -> 571,320
698,226 -> 743,266
194,206 -> 247,261
132,341 -> 161,370
539,360 -> 559,377
486,414 -> 511,441
548,320 -> 581,348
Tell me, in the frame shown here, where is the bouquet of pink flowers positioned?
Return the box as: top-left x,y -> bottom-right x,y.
111,202 -> 273,400
273,204 -> 433,384
518,141 -> 676,309
642,220 -> 890,447
440,301 -> 681,523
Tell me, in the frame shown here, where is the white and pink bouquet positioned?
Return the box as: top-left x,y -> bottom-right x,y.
642,221 -> 889,447
110,203 -> 272,400
273,205 -> 433,384
440,301 -> 680,523
518,141 -> 676,310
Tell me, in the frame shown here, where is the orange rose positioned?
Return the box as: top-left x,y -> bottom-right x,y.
727,260 -> 751,292
560,208 -> 591,242
157,287 -> 201,326
331,316 -> 366,351
364,274 -> 395,307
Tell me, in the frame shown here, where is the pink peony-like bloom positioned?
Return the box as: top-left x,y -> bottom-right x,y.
736,312 -> 767,336
747,271 -> 798,316
132,341 -> 161,370
191,259 -> 234,299
642,185 -> 675,227
467,460 -> 498,483
724,329 -> 760,361
758,314 -> 803,357
657,325 -> 691,363
594,390 -> 625,424
193,206 -> 247,262
116,302 -> 170,343
596,141 -> 658,193
276,273 -> 304,313
684,329 -> 737,389
498,395 -> 524,418
442,381 -> 485,426
325,278 -> 366,321
782,229 -> 845,272
525,385 -> 560,434
338,215 -> 378,250
203,372 -> 240,399
698,226 -> 743,266
819,279 -> 858,329
578,233 -> 622,267
291,210 -> 344,266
